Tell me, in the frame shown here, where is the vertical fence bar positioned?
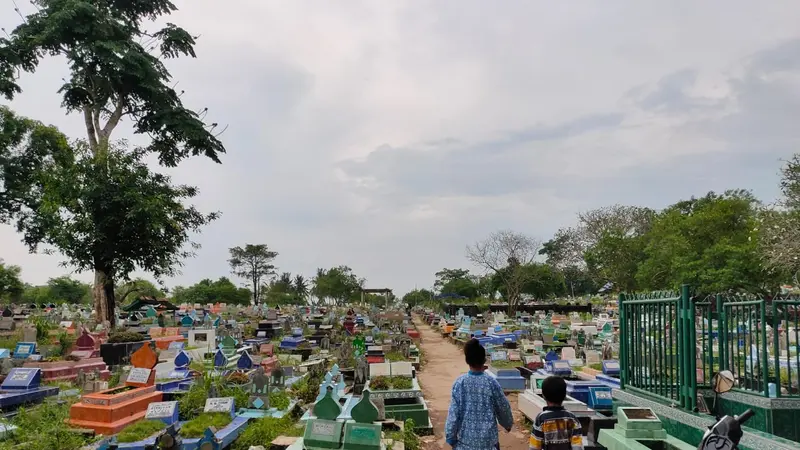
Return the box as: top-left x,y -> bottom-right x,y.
761,300 -> 769,397
619,293 -> 626,389
774,301 -> 781,398
717,295 -> 726,372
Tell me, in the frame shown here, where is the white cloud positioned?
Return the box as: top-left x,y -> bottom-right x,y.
2,1 -> 800,294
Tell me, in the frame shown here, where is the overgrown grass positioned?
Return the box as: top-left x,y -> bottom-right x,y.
231,416 -> 303,450
489,360 -> 520,369
181,413 -> 232,438
385,351 -> 406,362
269,391 -> 291,410
0,401 -> 93,450
117,419 -> 165,443
178,375 -> 249,420
369,376 -> 413,390
386,419 -> 420,450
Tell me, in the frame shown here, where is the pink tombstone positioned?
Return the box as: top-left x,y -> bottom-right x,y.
76,331 -> 97,351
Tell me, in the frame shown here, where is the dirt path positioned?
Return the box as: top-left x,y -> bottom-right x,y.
414,317 -> 531,450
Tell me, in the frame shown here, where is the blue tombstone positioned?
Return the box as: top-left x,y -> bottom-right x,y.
213,316 -> 221,327
2,368 -> 40,390
181,316 -> 194,327
544,350 -> 559,362
196,428 -> 220,450
0,349 -> 10,359
13,342 -> 36,360
602,360 -> 621,376
213,349 -> 228,368
237,351 -> 253,370
174,350 -> 191,369
588,386 -> 613,411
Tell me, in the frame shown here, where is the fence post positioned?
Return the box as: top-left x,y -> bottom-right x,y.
761,300 -> 770,397
682,285 -> 696,410
716,294 -> 726,372
619,292 -> 626,389
772,301 -> 780,398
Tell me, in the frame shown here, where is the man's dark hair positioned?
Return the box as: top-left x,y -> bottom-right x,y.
542,376 -> 567,404
464,338 -> 486,368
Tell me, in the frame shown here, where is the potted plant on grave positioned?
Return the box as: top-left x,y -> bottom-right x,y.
100,330 -> 150,367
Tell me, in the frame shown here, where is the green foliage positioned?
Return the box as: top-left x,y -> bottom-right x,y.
0,260 -> 23,302
387,419 -> 420,450
31,316 -> 53,343
229,244 -> 278,305
107,331 -> 146,343
385,351 -> 406,362
0,401 -> 92,449
369,375 -> 412,390
117,419 -> 166,443
181,413 -> 232,438
117,279 -> 166,304
56,331 -> 75,357
269,391 -> 291,410
178,375 -> 249,420
172,277 -> 251,306
290,371 -> 324,405
489,360 -> 519,369
312,266 -> 364,305
232,416 -> 303,450
47,276 -> 90,304
263,271 -> 308,306
402,289 -> 433,307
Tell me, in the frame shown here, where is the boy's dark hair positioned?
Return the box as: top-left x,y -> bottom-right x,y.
464,338 -> 486,368
541,376 -> 567,404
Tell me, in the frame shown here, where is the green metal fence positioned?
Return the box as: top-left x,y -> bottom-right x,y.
621,288 -> 800,410
619,287 -> 693,409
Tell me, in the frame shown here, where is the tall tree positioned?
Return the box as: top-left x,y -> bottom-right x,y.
116,279 -> 166,305
171,277 -> 251,306
434,268 -> 478,298
761,154 -> 800,282
228,244 -> 278,305
311,266 -> 364,306
47,276 -> 90,304
293,275 -> 309,300
466,230 -> 541,313
0,260 -> 23,302
402,288 -> 433,307
638,190 -> 770,294
0,1 -> 224,324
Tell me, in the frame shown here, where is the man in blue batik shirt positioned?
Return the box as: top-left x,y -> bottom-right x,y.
445,338 -> 514,450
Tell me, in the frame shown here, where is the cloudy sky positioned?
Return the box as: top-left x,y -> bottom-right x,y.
2,1 -> 800,295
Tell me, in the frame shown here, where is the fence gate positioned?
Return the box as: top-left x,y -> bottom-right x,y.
619,285 -> 696,410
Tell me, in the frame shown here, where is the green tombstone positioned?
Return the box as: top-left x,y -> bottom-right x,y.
305,388 -> 344,449
343,390 -> 381,450
220,335 -> 236,349
353,336 -> 366,357
146,306 -> 157,318
602,323 -> 612,333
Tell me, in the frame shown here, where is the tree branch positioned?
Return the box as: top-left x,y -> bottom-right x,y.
83,106 -> 99,152
101,98 -> 124,137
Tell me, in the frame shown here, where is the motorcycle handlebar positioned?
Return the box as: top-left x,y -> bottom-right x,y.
737,409 -> 755,424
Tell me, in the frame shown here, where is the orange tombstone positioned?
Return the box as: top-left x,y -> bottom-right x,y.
67,343 -> 162,435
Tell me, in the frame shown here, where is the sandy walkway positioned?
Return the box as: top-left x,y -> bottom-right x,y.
413,317 -> 531,450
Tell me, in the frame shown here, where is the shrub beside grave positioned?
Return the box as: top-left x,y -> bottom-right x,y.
181,412 -> 232,438
117,419 -> 165,443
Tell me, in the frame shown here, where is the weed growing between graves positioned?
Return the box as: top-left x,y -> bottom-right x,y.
179,375 -> 249,420
489,360 -> 519,369
386,419 -> 420,450
232,416 -> 303,450
117,419 -> 165,443
269,391 -> 291,410
56,331 -> 75,357
0,331 -> 21,350
181,412 -> 232,438
31,316 -> 53,344
290,371 -> 324,405
588,363 -> 603,371
107,331 -> 147,343
385,351 -> 406,362
369,376 -> 413,390
0,401 -> 93,450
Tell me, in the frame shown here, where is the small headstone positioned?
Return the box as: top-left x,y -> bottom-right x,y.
561,347 -> 576,360
127,368 -> 153,386
145,401 -> 179,425
204,397 -> 236,418
2,368 -> 40,390
168,341 -> 185,351
13,342 -> 35,360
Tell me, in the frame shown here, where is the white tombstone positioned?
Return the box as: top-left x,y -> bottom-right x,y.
561,347 -> 576,361
390,362 -> 414,377
369,363 -> 391,377
188,328 -> 216,351
585,350 -> 601,365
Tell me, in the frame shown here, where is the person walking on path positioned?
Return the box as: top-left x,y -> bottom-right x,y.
445,338 -> 514,450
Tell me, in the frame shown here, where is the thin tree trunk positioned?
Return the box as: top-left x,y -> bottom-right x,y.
93,267 -> 116,328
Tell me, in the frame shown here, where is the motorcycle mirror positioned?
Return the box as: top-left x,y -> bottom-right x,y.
712,370 -> 735,394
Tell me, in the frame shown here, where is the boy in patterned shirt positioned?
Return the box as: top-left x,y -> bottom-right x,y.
529,376 -> 583,450
445,338 -> 513,450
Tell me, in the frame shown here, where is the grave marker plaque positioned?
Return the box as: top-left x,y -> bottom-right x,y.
1,368 -> 40,390
145,401 -> 179,425
126,368 -> 152,385
204,397 -> 235,417
168,341 -> 184,351
13,342 -> 35,359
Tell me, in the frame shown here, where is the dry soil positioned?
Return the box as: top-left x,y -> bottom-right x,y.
413,316 -> 531,450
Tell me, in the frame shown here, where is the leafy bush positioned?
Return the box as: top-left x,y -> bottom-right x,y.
269,391 -> 291,410
56,331 -> 75,357
107,331 -> 146,343
385,351 -> 406,362
179,375 -> 249,420
232,416 -> 303,450
117,419 -> 165,443
181,413 -> 232,438
370,375 -> 412,390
